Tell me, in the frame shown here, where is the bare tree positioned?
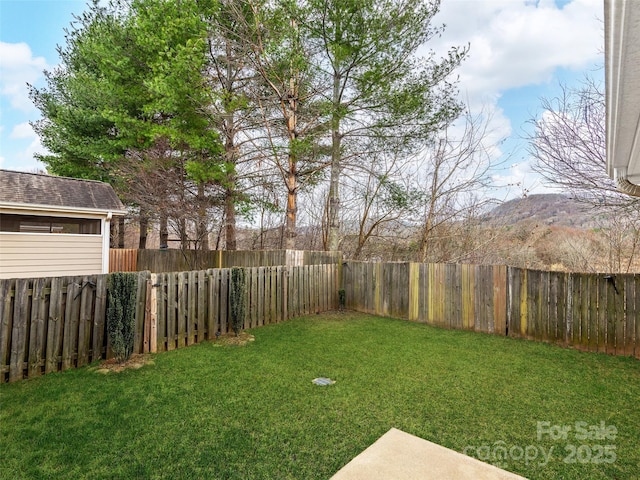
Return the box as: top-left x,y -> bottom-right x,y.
529,77 -> 640,271
414,112 -> 499,263
339,144 -> 421,260
529,77 -> 638,209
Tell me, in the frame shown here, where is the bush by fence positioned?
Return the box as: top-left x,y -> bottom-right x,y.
343,262 -> 640,358
0,264 -> 338,382
109,249 -> 341,273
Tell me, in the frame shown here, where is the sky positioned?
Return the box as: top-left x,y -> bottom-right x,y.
0,0 -> 604,199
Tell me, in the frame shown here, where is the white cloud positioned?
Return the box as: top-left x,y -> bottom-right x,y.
9,122 -> 36,139
430,0 -> 602,100
4,121 -> 48,171
0,42 -> 48,112
422,0 -> 603,199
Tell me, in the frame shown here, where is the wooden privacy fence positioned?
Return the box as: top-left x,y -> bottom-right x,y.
0,274 -> 111,383
109,249 -> 341,273
144,265 -> 337,354
343,262 -> 640,358
0,264 -> 338,383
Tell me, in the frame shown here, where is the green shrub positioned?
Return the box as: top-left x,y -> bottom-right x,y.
230,267 -> 246,336
106,272 -> 138,362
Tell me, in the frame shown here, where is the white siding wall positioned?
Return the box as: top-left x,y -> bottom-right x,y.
0,233 -> 103,279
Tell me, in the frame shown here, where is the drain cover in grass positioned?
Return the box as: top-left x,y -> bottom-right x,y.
312,377 -> 335,386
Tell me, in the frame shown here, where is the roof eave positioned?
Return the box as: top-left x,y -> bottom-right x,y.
0,201 -> 127,217
605,0 -> 640,195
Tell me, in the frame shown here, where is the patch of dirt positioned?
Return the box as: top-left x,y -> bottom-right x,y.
213,331 -> 255,346
91,333 -> 255,374
92,354 -> 155,374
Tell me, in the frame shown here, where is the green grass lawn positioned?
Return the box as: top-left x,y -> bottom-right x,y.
1,312 -> 639,479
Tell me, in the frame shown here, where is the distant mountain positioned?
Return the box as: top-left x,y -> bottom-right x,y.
482,193 -> 602,228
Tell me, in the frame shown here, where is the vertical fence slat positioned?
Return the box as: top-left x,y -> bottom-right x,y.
270,267 -> 278,323
1,279 -> 16,382
92,275 -> 107,362
581,275 -> 592,351
45,277 -> 64,374
597,276 -> 607,353
177,272 -> 187,348
207,269 -> 219,339
62,278 -> 81,370
554,272 -> 567,346
276,266 -> 282,321
167,273 -> 177,350
156,273 -> 166,352
143,277 -> 152,354
610,276 -> 624,355
10,279 -> 30,382
463,265 -> 475,331
149,274 -> 158,353
283,266 -> 290,320
249,268 -> 257,328
27,277 -> 48,378
494,265 -> 507,335
197,270 -> 206,341
134,271 -> 149,354
625,275 -> 637,357
187,271 -> 196,345
220,269 -> 228,334
628,275 -> 640,358
258,267 -> 265,325
77,276 -> 94,368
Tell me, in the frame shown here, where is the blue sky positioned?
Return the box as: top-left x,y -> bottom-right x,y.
0,0 -> 603,198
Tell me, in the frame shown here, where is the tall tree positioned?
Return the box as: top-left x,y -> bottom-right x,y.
306,0 -> 467,251
31,0 -> 225,249
230,0 -> 327,249
203,0 -> 262,249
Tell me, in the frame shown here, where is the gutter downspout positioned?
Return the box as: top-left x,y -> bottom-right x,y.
614,167 -> 640,197
102,211 -> 113,274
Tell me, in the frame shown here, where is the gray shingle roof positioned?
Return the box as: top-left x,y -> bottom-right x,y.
0,170 -> 125,212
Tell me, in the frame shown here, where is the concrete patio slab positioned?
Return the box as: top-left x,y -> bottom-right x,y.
331,428 -> 527,480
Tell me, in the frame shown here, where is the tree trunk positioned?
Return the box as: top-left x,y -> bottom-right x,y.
180,218 -> 188,251
223,39 -> 238,251
285,172 -> 297,250
118,216 -> 125,248
284,63 -> 299,250
138,213 -> 148,249
159,213 -> 168,249
225,189 -> 237,250
197,183 -> 209,252
327,70 -> 342,252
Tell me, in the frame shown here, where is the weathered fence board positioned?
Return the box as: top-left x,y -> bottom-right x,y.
93,275 -> 107,362
45,277 -> 64,374
0,275 -> 109,382
3,259 -> 638,383
0,279 -> 14,381
143,265 -> 336,354
343,262 -> 640,358
111,249 -> 341,273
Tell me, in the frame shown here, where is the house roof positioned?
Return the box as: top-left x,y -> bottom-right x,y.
605,0 -> 640,196
0,169 -> 126,213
